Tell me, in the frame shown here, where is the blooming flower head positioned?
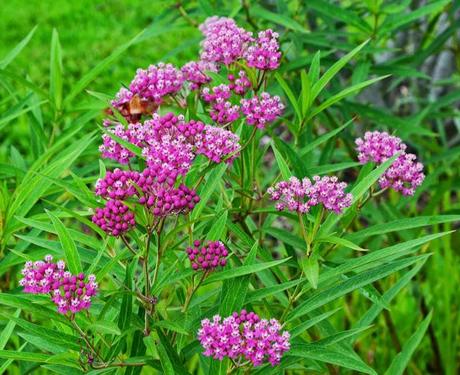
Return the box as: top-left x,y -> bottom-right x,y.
186,240 -> 228,271
379,153 -> 425,196
228,71 -> 252,96
268,175 -> 353,214
241,93 -> 284,129
20,256 -> 98,315
95,168 -> 140,200
199,17 -> 253,65
355,131 -> 406,164
355,131 -> 425,195
202,84 -> 240,125
20,255 -> 65,294
244,29 -> 281,71
181,60 -> 219,90
198,310 -> 290,367
195,125 -> 241,164
99,122 -> 144,164
92,199 -> 136,236
51,273 -> 98,315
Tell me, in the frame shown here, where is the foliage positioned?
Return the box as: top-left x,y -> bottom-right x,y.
0,1 -> 459,374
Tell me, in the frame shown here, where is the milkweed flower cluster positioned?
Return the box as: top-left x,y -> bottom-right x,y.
355,131 -> 425,195
198,310 -> 290,366
199,16 -> 253,65
268,175 -> 353,214
92,200 -> 136,236
241,93 -> 284,129
181,60 -> 218,91
20,255 -> 97,315
244,29 -> 281,70
186,240 -> 228,271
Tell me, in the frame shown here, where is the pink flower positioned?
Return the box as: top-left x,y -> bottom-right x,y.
181,60 -> 219,90
186,240 -> 228,271
198,310 -> 290,367
355,131 -> 425,195
202,84 -> 240,125
19,255 -> 65,294
95,169 -> 140,200
244,29 -> 281,70
228,71 -> 252,95
268,175 -> 353,214
241,92 -> 284,129
199,17 -> 253,65
92,200 -> 136,236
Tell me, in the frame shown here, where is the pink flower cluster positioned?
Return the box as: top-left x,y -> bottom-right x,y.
228,71 -> 252,95
92,200 -> 136,236
199,17 -> 253,65
99,122 -> 144,164
198,310 -> 290,367
186,240 -> 228,271
112,63 -> 184,111
355,131 -> 425,195
95,169 -> 140,200
268,175 -> 353,214
181,61 -> 218,91
244,29 -> 281,70
20,255 -> 97,315
241,93 -> 284,129
202,84 -> 240,124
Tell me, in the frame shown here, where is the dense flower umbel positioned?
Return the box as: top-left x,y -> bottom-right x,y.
244,29 -> 281,71
199,17 -> 253,65
52,273 -> 98,315
196,125 -> 241,163
99,122 -> 144,164
268,175 -> 353,214
181,60 -> 219,90
92,200 -> 136,236
241,93 -> 284,129
228,71 -> 252,95
95,169 -> 140,200
202,84 -> 240,124
379,153 -> 425,196
355,131 -> 425,195
198,310 -> 290,367
20,255 -> 65,294
355,131 -> 406,164
186,240 -> 228,271
20,255 -> 98,315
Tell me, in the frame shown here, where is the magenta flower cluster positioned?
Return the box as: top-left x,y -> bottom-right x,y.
199,16 -> 253,65
268,175 -> 353,214
186,240 -> 228,271
355,131 -> 425,195
92,199 -> 136,237
181,61 -> 218,91
198,310 -> 290,367
20,255 -> 97,315
244,29 -> 281,70
241,93 -> 284,129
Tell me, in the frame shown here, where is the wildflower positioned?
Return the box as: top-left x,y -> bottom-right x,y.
355,131 -> 425,195
197,310 -> 290,367
228,71 -> 252,95
241,92 -> 284,129
95,168 -> 140,200
51,273 -> 98,315
19,255 -> 65,294
268,175 -> 353,214
195,125 -> 241,164
186,240 -> 228,271
202,84 -> 240,125
199,17 -> 253,65
181,60 -> 218,90
244,29 -> 281,71
99,122 -> 144,164
92,200 -> 136,236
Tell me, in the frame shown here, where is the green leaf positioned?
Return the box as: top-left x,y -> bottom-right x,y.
291,308 -> 341,338
317,236 -> 367,251
308,75 -> 390,120
300,70 -> 310,116
310,40 -> 370,103
49,29 -> 63,111
288,254 -> 430,322
384,311 -> 433,375
251,6 -> 308,33
275,72 -> 302,123
0,25 -> 37,69
204,257 -> 291,284
271,142 -> 292,180
90,321 -> 121,336
0,309 -> 20,350
47,210 -> 82,274
288,344 -> 376,374
207,210 -> 228,241
302,256 -> 319,289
